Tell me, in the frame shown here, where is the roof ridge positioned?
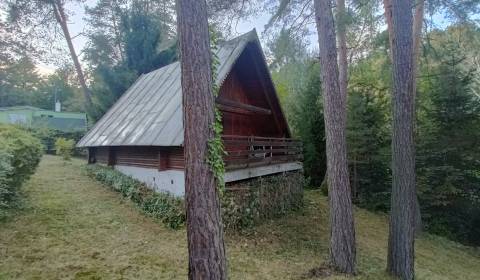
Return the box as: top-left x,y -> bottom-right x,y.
77,29 -> 264,148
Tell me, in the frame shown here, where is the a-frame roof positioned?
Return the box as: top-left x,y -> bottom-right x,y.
77,30 -> 289,148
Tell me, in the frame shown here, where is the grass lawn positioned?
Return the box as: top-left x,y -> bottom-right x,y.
1,155 -> 479,279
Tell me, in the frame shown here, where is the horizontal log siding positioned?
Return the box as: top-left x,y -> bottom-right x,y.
89,135 -> 301,171
95,147 -> 109,164
115,147 -> 159,168
168,147 -> 185,169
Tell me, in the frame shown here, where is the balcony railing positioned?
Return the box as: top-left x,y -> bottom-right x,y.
221,135 -> 303,170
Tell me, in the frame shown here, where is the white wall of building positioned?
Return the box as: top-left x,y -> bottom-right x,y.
114,162 -> 303,197
114,165 -> 185,196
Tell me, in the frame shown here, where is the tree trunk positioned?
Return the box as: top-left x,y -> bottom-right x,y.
52,1 -> 93,111
383,0 -> 394,61
336,0 -> 348,98
386,0 -> 416,279
314,0 -> 356,274
176,0 -> 228,279
383,0 -> 424,237
412,0 -> 424,88
412,0 -> 425,237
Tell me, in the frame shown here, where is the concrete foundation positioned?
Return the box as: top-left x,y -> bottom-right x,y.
114,165 -> 185,196
114,162 -> 303,197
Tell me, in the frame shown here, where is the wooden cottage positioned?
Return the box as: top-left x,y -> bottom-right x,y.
77,30 -> 302,196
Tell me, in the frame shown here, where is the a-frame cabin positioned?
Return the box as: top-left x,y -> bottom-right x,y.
77,30 -> 302,196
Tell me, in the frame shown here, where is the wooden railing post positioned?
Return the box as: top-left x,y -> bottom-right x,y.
221,135 -> 303,170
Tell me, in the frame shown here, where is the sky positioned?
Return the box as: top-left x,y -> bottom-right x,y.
38,0 -> 276,74
35,1 -> 464,75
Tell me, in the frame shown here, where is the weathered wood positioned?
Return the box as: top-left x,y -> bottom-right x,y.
88,147 -> 96,164
217,98 -> 272,115
107,147 -> 116,166
176,0 -> 228,279
158,148 -> 169,171
247,47 -> 285,135
222,135 -> 302,170
95,147 -> 109,164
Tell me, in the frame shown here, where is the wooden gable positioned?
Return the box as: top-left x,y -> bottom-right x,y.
217,42 -> 290,138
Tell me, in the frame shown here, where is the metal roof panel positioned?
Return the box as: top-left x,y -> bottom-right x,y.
77,30 -> 259,148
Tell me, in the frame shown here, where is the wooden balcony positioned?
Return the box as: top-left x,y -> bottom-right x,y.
222,135 -> 303,170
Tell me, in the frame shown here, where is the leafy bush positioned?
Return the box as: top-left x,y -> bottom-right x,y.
0,125 -> 43,220
28,127 -> 85,155
222,172 -> 304,231
85,164 -> 185,229
55,138 -> 75,160
85,165 -> 304,231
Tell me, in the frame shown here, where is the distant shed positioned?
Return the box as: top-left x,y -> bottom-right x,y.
0,106 -> 87,132
77,30 -> 303,196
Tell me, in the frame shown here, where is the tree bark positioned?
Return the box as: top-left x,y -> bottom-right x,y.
383,0 -> 424,237
314,0 -> 356,274
52,1 -> 93,111
176,0 -> 227,279
412,0 -> 425,237
386,0 -> 416,279
412,0 -> 424,89
336,0 -> 348,98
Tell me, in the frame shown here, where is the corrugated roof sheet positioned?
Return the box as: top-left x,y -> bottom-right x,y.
77,30 -> 259,148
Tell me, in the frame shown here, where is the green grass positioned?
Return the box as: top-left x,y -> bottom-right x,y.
0,155 -> 479,279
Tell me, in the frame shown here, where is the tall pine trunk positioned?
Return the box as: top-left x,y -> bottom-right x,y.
336,0 -> 348,98
383,0 -> 424,237
386,0 -> 416,279
314,0 -> 356,274
176,0 -> 227,279
52,1 -> 93,111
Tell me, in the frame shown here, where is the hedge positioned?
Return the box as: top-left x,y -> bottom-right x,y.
86,164 -> 304,231
0,125 -> 43,220
85,165 -> 186,229
222,172 -> 304,231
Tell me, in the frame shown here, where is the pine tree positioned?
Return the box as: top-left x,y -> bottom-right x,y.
417,47 -> 480,244
290,62 -> 327,187
347,89 -> 391,211
176,0 -> 228,278
385,0 -> 416,278
314,0 -> 356,273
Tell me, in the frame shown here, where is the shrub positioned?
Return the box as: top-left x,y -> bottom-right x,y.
55,137 -> 75,160
222,172 -> 304,231
0,125 -> 43,220
85,164 -> 304,231
85,164 -> 186,229
28,127 -> 85,155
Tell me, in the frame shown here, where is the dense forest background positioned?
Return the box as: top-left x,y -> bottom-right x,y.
0,0 -> 479,246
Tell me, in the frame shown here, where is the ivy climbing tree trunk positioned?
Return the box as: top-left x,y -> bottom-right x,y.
385,0 -> 416,279
176,0 -> 228,279
52,0 -> 93,110
314,0 -> 356,274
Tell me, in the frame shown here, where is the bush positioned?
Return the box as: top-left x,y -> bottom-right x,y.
85,165 -> 304,231
55,138 -> 75,160
222,172 -> 304,231
28,127 -> 85,155
85,164 -> 186,229
0,125 -> 43,220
